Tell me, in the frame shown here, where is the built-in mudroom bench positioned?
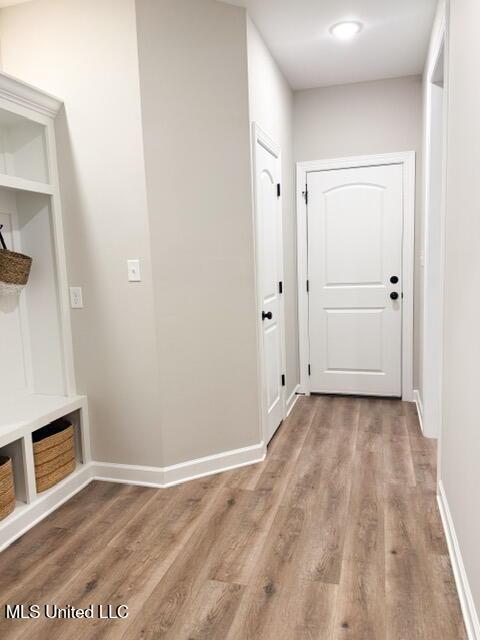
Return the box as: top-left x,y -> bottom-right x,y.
0,72 -> 90,550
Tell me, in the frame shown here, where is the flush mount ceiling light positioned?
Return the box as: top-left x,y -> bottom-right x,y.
330,21 -> 363,40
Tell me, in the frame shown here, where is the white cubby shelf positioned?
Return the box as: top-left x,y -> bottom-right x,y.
0,73 -> 90,549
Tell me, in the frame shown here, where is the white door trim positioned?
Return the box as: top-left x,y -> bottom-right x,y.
296,151 -> 416,401
421,6 -> 447,439
252,123 -> 287,444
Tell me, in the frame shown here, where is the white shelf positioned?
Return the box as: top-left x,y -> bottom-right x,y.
0,393 -> 91,551
0,393 -> 86,447
0,173 -> 54,195
0,462 -> 91,552
0,71 -> 89,551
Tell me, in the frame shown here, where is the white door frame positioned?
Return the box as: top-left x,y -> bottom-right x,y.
296,151 -> 416,401
421,8 -> 447,439
252,123 -> 287,445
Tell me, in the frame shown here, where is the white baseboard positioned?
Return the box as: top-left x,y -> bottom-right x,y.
162,441 -> 266,486
0,462 -> 93,552
92,440 -> 266,489
438,480 -> 480,639
413,389 -> 424,435
0,442 -> 266,552
286,384 -> 301,417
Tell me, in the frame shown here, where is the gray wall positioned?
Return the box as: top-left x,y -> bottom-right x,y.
441,0 -> 480,612
246,17 -> 299,403
136,0 -> 261,465
293,76 -> 424,390
0,0 -> 164,466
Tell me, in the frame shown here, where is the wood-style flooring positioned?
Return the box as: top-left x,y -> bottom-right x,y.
0,395 -> 467,639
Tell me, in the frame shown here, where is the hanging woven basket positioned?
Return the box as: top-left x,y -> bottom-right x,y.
0,224 -> 32,295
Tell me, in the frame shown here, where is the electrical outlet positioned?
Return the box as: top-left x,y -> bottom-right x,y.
127,259 -> 141,282
69,287 -> 83,309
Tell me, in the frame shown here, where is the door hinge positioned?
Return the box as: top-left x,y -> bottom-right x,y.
308,364 -> 311,376
277,183 -> 281,198
306,279 -> 310,293
303,188 -> 308,205
279,281 -> 283,294
281,374 -> 286,387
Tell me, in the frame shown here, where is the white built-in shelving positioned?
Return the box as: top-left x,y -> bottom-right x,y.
0,71 -> 90,550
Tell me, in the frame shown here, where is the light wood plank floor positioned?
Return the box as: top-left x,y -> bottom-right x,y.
0,395 -> 467,639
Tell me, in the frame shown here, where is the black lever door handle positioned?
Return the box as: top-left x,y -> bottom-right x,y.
390,292 -> 399,300
262,311 -> 273,321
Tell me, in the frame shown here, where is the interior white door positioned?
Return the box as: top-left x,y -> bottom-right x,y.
254,133 -> 284,442
307,164 -> 403,396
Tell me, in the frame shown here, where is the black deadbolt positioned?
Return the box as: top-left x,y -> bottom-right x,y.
390,275 -> 399,284
390,292 -> 399,300
262,311 -> 273,321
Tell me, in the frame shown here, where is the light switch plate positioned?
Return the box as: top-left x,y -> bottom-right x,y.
127,259 -> 141,282
69,286 -> 83,308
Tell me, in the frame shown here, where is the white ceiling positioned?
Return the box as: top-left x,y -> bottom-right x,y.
220,0 -> 437,90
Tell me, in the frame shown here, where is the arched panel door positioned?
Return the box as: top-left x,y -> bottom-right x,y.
254,130 -> 285,442
307,164 -> 403,396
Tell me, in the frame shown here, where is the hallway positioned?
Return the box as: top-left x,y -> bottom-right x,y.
0,395 -> 466,639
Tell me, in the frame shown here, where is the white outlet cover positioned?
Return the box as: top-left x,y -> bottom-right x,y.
69,286 -> 83,309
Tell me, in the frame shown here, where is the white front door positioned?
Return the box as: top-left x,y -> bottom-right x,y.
307,163 -> 403,396
254,129 -> 285,442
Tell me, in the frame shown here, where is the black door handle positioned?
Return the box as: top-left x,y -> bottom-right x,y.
390,292 -> 399,300
262,311 -> 273,321
390,275 -> 399,284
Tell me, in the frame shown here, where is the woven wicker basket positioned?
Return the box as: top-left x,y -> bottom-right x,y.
0,225 -> 33,295
33,420 -> 75,493
0,456 -> 15,521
